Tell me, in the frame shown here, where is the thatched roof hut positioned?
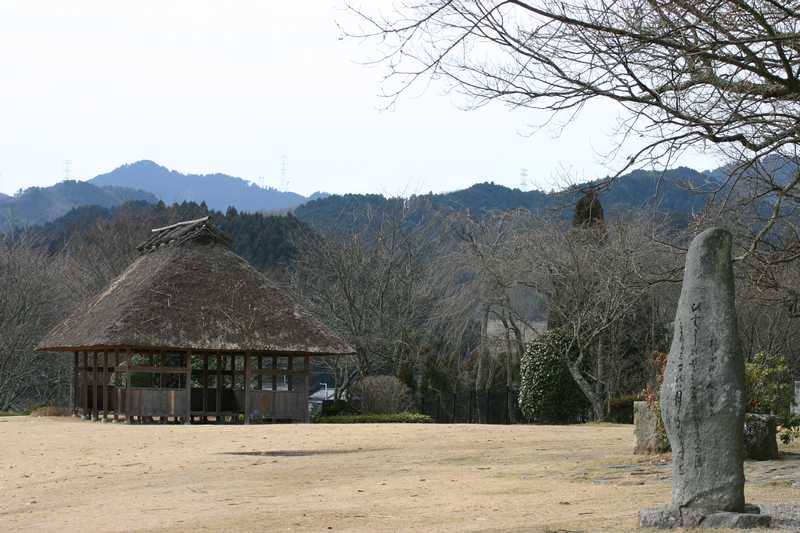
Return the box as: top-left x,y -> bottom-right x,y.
38,217 -> 350,355
38,217 -> 353,424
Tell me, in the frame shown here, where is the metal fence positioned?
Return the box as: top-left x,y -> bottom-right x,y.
419,388 -> 525,424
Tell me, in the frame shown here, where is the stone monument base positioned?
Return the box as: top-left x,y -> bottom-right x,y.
639,505 -> 770,529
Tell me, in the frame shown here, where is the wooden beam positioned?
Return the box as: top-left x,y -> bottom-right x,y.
250,368 -> 309,376
120,366 -> 187,374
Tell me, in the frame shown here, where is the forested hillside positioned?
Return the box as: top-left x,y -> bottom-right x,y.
294,166 -> 718,231
26,200 -> 311,273
0,180 -> 157,233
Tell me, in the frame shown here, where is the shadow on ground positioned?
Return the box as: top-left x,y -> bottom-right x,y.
220,448 -> 388,457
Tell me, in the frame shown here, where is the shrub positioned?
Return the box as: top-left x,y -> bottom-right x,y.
745,352 -> 794,419
779,414 -> 800,445
352,375 -> 413,414
518,329 -> 590,423
320,399 -> 359,417
315,412 -> 433,424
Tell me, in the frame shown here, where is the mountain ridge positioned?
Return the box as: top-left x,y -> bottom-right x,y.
90,160 -> 310,214
0,181 -> 157,233
5,156 -> 796,234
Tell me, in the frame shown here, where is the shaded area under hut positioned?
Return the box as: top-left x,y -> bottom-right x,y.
37,217 -> 353,424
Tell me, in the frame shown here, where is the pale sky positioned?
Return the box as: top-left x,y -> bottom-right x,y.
0,1 -> 719,197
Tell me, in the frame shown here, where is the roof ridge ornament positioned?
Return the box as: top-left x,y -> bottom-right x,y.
150,216 -> 210,233
137,216 -> 231,254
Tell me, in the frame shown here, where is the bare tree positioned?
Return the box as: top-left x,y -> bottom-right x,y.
292,201 -> 438,397
434,211 -> 546,421
347,0 -> 800,257
0,237 -> 74,410
524,212 -> 682,418
437,206 -> 681,419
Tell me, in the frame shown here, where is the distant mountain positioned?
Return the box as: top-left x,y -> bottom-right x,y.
0,192 -> 10,202
0,180 -> 157,233
704,153 -> 799,186
90,160 -> 311,213
294,166 -> 718,232
307,192 -> 330,202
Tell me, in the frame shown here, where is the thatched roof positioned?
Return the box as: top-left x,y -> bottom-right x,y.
38,217 -> 353,355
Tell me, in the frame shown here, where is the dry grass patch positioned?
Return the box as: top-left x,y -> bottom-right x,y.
0,417 -> 796,532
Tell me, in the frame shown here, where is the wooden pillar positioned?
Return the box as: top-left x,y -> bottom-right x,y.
257,356 -> 263,391
92,352 -> 99,421
304,355 -> 311,423
287,356 -> 293,392
113,351 -> 119,423
202,354 -> 208,421
185,351 -> 192,424
215,354 -> 222,423
81,352 -> 88,419
71,352 -> 78,417
125,349 -> 132,423
271,356 -> 277,392
244,352 -> 251,424
102,352 -> 109,422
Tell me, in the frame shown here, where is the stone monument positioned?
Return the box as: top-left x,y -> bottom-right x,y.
640,228 -> 770,529
793,381 -> 800,416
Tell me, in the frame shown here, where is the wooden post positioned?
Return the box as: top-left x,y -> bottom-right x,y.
287,356 -> 293,392
102,352 -> 109,422
216,354 -> 222,424
71,352 -> 78,417
125,349 -> 132,423
92,352 -> 99,421
257,356 -> 263,391
244,352 -> 251,424
202,354 -> 208,422
82,352 -> 88,419
304,356 -> 311,423
271,356 -> 278,423
185,351 -> 192,424
113,351 -> 119,423
271,357 -> 277,392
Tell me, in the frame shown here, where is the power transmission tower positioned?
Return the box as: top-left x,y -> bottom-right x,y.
63,159 -> 73,181
280,155 -> 290,191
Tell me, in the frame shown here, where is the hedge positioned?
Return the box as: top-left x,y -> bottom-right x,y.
315,412 -> 433,424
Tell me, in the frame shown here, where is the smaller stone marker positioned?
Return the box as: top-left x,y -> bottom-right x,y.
633,401 -> 669,455
639,228 -> 770,529
743,414 -> 779,461
793,381 -> 800,416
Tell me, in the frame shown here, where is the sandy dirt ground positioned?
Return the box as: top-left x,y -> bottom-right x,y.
0,417 -> 797,533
